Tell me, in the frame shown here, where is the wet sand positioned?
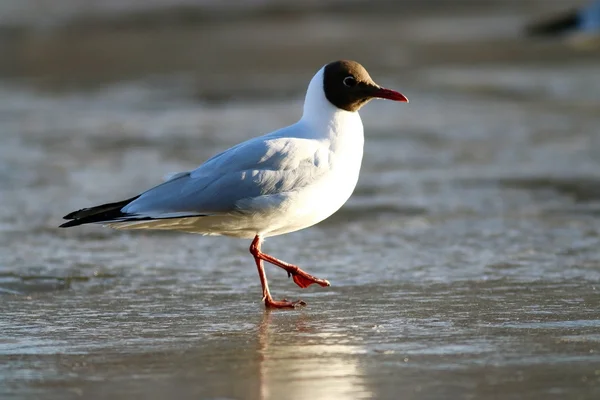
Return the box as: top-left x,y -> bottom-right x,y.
1,1 -> 600,399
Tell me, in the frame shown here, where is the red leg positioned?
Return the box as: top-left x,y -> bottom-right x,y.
251,236 -> 306,309
249,236 -> 331,289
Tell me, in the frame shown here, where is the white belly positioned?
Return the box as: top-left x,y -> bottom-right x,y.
257,166 -> 361,236
248,131 -> 364,237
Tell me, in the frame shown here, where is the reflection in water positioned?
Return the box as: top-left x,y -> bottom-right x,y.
257,311 -> 372,400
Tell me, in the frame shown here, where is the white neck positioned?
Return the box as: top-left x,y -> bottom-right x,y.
299,67 -> 363,140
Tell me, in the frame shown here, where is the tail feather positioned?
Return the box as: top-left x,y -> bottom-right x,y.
60,195 -> 141,228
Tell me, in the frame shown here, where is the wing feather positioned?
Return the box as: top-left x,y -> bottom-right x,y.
122,129 -> 328,218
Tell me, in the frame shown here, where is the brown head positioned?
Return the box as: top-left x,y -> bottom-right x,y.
323,60 -> 408,112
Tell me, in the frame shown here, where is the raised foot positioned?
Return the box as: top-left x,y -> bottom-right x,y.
290,272 -> 331,289
264,297 -> 307,309
280,265 -> 330,289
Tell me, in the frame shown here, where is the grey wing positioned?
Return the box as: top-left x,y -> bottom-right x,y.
121,134 -> 326,218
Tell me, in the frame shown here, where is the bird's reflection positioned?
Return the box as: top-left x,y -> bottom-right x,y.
255,310 -> 373,400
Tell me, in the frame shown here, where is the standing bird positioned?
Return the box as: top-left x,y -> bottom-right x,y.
60,60 -> 408,308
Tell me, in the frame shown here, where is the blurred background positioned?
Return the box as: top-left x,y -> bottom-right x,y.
1,1 -> 600,399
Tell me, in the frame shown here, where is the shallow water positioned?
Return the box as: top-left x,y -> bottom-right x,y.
1,2 -> 600,399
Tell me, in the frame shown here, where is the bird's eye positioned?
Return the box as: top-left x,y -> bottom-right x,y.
343,76 -> 357,88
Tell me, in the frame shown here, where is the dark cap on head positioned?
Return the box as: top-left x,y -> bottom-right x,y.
322,60 -> 408,112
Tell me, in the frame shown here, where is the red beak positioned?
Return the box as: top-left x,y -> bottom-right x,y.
373,87 -> 409,102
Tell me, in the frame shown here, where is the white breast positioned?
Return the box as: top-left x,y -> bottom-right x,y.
255,68 -> 365,237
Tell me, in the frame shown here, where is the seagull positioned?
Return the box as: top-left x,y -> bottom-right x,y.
60,60 -> 408,308
526,0 -> 600,37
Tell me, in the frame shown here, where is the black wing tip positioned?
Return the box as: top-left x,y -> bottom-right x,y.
59,220 -> 82,228
58,195 -> 141,229
63,209 -> 84,220
60,209 -> 87,228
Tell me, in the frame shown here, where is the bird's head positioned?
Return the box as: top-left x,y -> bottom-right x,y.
322,60 -> 408,112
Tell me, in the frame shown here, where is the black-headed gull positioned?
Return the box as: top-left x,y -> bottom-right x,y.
61,60 -> 408,308
526,0 -> 600,37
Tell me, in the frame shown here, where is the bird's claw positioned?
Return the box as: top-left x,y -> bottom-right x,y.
264,297 -> 306,309
291,273 -> 330,289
